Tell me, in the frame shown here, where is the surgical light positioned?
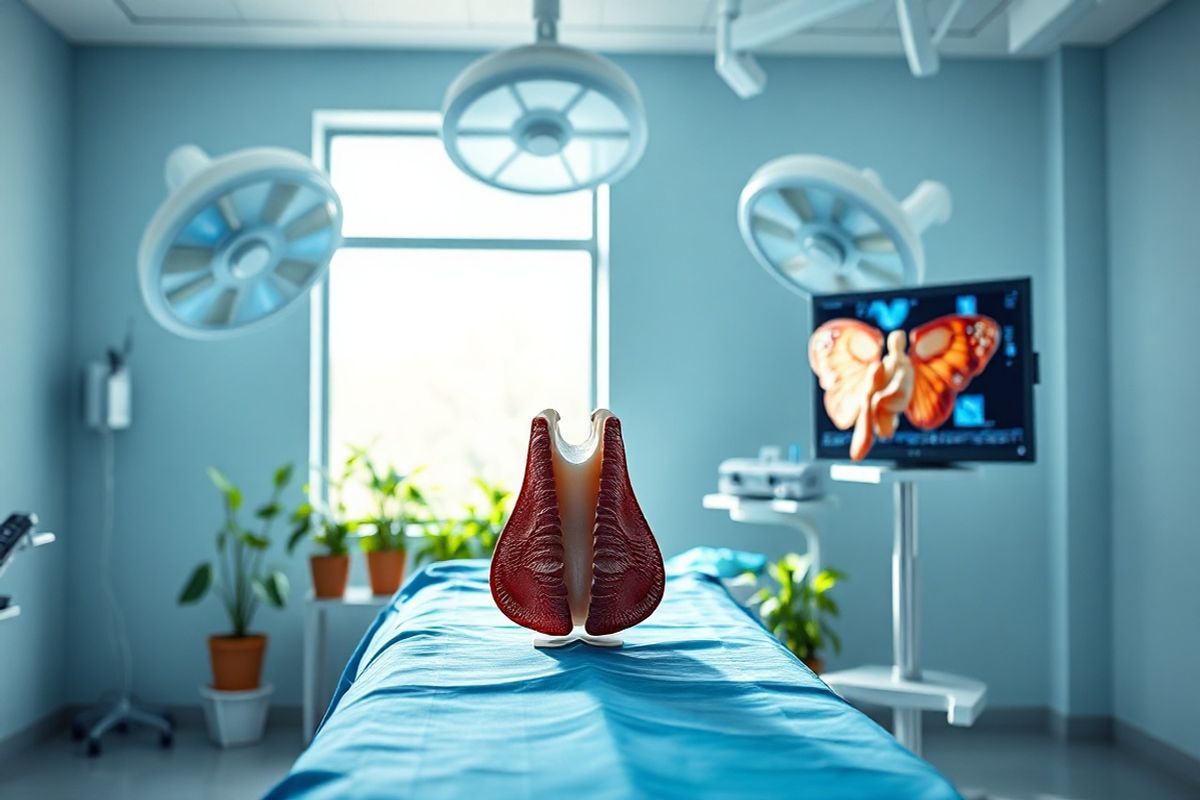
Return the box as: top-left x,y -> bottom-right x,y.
738,155 -> 951,296
441,0 -> 647,195
139,144 -> 343,339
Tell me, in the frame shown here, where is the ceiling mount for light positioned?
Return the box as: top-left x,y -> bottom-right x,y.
717,0 -> 952,98
738,154 -> 951,296
441,0 -> 647,195
138,145 -> 342,340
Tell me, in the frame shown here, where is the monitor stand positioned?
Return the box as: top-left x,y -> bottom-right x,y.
821,463 -> 987,758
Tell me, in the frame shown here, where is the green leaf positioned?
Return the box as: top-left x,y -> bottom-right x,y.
274,464 -> 294,489
784,552 -> 814,583
255,502 -> 282,520
813,570 -> 839,594
241,530 -> 269,549
287,518 -> 311,554
253,571 -> 289,609
178,563 -> 213,604
227,487 -> 243,511
207,467 -> 235,495
816,594 -> 840,616
291,502 -> 313,523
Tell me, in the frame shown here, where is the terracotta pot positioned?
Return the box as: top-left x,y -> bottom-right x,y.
366,549 -> 405,596
310,553 -> 349,599
802,657 -> 824,675
208,634 -> 267,691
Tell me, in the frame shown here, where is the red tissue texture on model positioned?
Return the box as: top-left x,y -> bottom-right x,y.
490,409 -> 665,637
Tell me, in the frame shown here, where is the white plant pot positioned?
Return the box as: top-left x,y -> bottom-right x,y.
199,683 -> 274,748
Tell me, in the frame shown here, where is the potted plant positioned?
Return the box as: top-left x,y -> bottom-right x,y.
178,464 -> 293,692
287,460 -> 357,599
749,553 -> 845,674
413,478 -> 511,566
355,450 -> 431,595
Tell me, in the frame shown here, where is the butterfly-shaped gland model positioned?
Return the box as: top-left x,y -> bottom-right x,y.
809,314 -> 1001,462
490,409 -> 666,637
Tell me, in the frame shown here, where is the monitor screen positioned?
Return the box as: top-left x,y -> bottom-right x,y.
809,278 -> 1036,464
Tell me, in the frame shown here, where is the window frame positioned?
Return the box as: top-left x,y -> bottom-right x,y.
309,110 -> 610,504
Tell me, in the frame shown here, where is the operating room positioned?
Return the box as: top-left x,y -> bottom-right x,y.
0,0 -> 1197,798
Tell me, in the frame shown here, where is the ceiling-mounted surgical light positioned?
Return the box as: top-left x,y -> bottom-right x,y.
441,0 -> 647,194
139,145 -> 342,339
738,155 -> 951,296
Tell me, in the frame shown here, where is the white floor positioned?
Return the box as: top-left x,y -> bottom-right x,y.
0,721 -> 1196,800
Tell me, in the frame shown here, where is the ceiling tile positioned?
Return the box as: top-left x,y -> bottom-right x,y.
469,0 -> 602,28
563,0 -> 603,26
809,0 -> 893,32
602,0 -> 710,30
875,0 -> 1008,36
122,0 -> 241,20
467,0 -> 528,26
234,0 -> 341,22
337,0 -> 470,25
24,0 -> 1152,56
932,0 -> 1008,33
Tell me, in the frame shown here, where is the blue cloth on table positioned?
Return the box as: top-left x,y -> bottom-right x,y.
265,560 -> 959,800
665,546 -> 767,578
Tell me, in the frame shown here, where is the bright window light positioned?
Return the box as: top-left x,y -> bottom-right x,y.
324,127 -> 600,516
330,135 -> 593,241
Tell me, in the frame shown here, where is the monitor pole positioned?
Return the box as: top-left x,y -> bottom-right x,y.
822,463 -> 988,758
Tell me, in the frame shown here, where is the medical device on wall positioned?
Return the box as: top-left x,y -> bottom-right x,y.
441,0 -> 647,194
718,447 -> 826,501
84,327 -> 132,431
138,144 -> 343,339
717,0 -> 951,97
738,155 -> 951,296
74,330 -> 174,755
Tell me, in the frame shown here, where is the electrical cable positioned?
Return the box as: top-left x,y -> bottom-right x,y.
99,427 -> 133,698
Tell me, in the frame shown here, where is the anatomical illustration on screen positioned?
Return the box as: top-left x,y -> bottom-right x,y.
809,314 -> 999,462
490,409 -> 665,647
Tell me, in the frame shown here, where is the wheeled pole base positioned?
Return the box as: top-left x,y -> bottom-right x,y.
71,695 -> 174,757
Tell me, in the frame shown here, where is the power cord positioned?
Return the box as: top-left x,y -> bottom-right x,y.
99,427 -> 133,698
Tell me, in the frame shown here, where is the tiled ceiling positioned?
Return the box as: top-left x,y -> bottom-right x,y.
25,0 -> 1168,56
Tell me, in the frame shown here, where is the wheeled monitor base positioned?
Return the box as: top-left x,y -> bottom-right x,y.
821,462 -> 987,757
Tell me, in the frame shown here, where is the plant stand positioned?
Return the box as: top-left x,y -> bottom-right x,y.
303,586 -> 391,743
820,463 -> 987,757
201,683 -> 274,747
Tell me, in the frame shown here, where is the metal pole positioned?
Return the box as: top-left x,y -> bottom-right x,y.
893,480 -> 922,755
534,0 -> 559,42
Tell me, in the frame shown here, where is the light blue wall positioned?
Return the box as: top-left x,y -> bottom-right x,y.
0,0 -> 73,743
67,46 -> 1056,711
1106,0 -> 1200,760
1044,48 -> 1112,722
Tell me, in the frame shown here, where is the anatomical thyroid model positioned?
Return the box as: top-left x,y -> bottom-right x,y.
490,409 -> 665,642
809,314 -> 999,462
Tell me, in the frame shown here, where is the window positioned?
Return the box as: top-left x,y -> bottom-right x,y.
313,113 -> 607,515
